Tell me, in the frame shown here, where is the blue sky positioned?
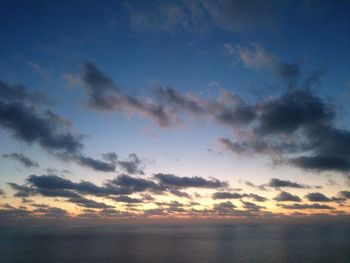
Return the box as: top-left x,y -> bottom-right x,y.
0,0 -> 350,221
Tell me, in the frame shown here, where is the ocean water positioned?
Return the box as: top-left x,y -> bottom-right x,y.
1,224 -> 350,263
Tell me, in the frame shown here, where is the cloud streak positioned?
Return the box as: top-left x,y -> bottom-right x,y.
3,153 -> 39,168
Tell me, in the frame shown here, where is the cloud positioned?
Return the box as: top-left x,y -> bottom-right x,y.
168,189 -> 191,199
225,43 -> 299,86
68,196 -> 114,209
278,203 -> 335,210
117,153 -> 145,175
3,153 -> 39,168
143,208 -> 167,216
71,62 -> 174,127
155,86 -> 255,127
99,208 -> 130,218
290,155 -> 350,173
242,180 -> 268,191
241,200 -> 265,212
154,173 -> 228,189
0,80 -> 48,104
111,195 -> 143,203
9,175 -> 108,198
305,192 -> 331,202
0,188 -> 5,196
74,155 -> 116,172
6,63 -> 350,176
0,101 -> 83,154
7,183 -> 34,197
254,88 -> 331,136
0,79 -> 117,173
212,201 -> 237,215
154,86 -> 206,114
212,191 -> 243,199
339,191 -> 350,199
0,206 -> 32,218
32,206 -> 68,218
212,192 -> 267,202
247,193 -> 268,202
218,83 -> 350,174
225,43 -> 276,70
274,191 -> 302,202
268,178 -> 310,189
108,174 -> 162,194
125,0 -> 279,34
11,173 -> 217,201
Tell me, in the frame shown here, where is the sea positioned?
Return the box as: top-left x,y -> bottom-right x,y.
1,224 -> 350,263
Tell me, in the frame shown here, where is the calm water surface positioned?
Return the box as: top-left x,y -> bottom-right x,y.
1,224 -> 349,263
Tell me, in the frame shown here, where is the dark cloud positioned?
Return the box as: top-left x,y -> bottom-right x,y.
76,63 -> 256,129
212,191 -> 243,199
0,188 -> 5,196
274,191 -> 302,202
219,86 -> 350,173
154,86 -> 205,114
27,174 -> 77,190
68,196 -> 113,209
0,101 -> 83,154
65,58 -> 350,175
241,200 -> 265,212
3,153 -> 39,168
339,191 -> 350,199
290,155 -> 350,173
33,206 -> 68,217
168,189 -> 191,198
276,62 -> 299,87
0,80 -> 48,104
210,202 -> 265,218
74,155 -> 116,172
212,201 -> 236,215
153,201 -> 187,214
0,206 -> 32,218
117,153 -> 144,175
218,138 -> 247,154
143,208 -> 167,216
108,174 -> 162,194
99,208 -> 130,218
0,79 -> 117,173
7,183 -> 33,197
278,203 -> 335,210
212,191 -> 268,202
268,178 -> 310,189
255,89 -> 332,136
247,193 -> 268,202
74,62 -> 174,127
305,192 -> 332,202
9,173 -> 165,201
156,86 -> 255,127
36,188 -> 81,198
80,61 -> 119,110
71,60 -> 350,174
243,180 -> 268,191
154,173 -> 228,189
112,195 -> 143,203
101,152 -> 118,163
9,175 -> 110,198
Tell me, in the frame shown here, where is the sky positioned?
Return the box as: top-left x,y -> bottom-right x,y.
0,0 -> 350,223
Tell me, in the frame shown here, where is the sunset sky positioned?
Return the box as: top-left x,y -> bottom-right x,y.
1,0 -> 350,222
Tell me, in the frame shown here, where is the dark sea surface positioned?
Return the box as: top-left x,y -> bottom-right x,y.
1,224 -> 350,263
